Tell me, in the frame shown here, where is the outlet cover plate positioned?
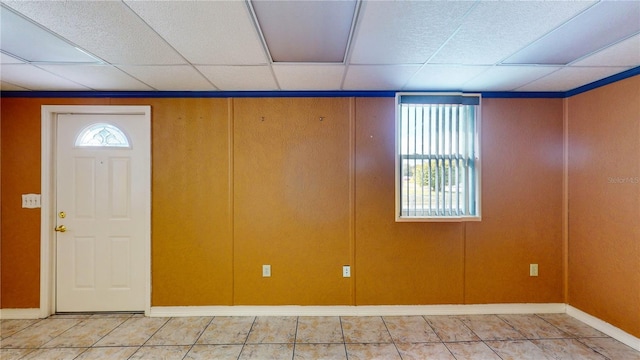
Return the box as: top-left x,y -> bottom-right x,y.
530,264 -> 539,277
343,265 -> 351,278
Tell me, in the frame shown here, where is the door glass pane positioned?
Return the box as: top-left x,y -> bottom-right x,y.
75,123 -> 130,148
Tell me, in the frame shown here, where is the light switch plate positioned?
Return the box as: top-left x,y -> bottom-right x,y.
262,264 -> 271,277
22,194 -> 41,208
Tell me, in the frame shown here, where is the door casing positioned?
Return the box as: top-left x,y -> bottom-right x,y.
40,105 -> 151,317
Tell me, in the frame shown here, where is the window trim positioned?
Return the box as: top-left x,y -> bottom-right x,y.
394,92 -> 482,222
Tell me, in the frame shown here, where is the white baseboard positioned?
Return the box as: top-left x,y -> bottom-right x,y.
148,303 -> 566,318
0,308 -> 42,320
566,305 -> 640,352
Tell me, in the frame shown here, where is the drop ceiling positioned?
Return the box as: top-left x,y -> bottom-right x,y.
1,0 -> 638,93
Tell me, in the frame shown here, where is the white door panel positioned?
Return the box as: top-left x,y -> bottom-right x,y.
56,114 -> 149,312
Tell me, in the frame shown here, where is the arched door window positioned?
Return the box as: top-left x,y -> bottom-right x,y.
75,123 -> 131,148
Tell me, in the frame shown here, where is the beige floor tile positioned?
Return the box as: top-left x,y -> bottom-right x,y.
197,316 -> 254,345
74,346 -> 139,360
537,314 -> 606,337
532,338 -> 608,359
498,314 -> 568,339
486,340 -> 554,360
445,341 -> 502,360
345,343 -> 401,360
383,316 -> 440,343
341,317 -> 392,343
296,316 -> 343,343
129,345 -> 191,359
239,343 -> 294,360
294,343 -> 347,360
185,344 -> 243,360
0,348 -> 35,360
19,347 -> 86,360
93,317 -> 169,347
146,316 -> 211,346
43,318 -> 126,347
579,337 -> 640,360
424,315 -> 480,342
395,342 -> 456,360
246,316 -> 297,344
0,319 -> 82,349
458,315 -> 525,341
1,319 -> 40,339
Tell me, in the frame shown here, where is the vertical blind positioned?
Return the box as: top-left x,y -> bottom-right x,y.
397,94 -> 480,218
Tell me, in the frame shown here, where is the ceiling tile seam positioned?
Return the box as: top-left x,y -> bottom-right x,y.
398,1 -> 481,91
1,49 -> 29,63
110,65 -> 161,91
1,3 -> 108,65
496,1 -> 600,66
189,66 -> 220,91
339,0 -> 364,90
456,65 -> 499,91
119,1 -> 220,90
511,67 -> 565,91
0,79 -> 32,91
119,1 -> 195,67
565,30 -> 640,66
244,0 -> 280,90
30,63 -> 92,90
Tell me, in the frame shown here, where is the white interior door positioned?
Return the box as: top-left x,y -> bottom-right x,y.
55,113 -> 150,312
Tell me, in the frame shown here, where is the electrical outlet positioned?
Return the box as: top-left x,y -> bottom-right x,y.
262,264 -> 271,277
530,264 -> 539,277
343,265 -> 351,278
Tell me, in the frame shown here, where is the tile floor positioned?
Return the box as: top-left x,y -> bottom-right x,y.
1,313 -> 639,359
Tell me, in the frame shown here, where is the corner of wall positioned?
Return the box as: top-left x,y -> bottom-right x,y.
562,97 -> 569,304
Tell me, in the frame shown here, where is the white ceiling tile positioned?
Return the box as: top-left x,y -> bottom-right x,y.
462,65 -> 561,92
3,1 -> 185,65
0,64 -> 89,90
404,65 -> 489,91
1,80 -> 29,91
124,1 -> 267,65
350,1 -> 474,64
37,65 -> 153,91
572,34 -> 640,67
118,65 -> 215,91
1,52 -> 24,64
343,65 -> 420,90
272,65 -> 345,90
430,1 -> 596,65
516,66 -> 632,92
197,65 -> 277,91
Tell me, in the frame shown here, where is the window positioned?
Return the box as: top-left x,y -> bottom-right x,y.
396,93 -> 481,221
75,123 -> 130,148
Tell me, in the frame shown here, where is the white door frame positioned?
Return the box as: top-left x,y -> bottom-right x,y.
40,105 -> 151,318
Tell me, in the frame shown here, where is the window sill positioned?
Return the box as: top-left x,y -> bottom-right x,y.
395,216 -> 481,223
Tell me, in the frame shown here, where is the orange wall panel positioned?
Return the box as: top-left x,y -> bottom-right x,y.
1,98 -> 43,308
355,98 -> 466,305
114,98 -> 234,306
465,98 -> 564,303
567,75 -> 640,337
232,98 -> 353,305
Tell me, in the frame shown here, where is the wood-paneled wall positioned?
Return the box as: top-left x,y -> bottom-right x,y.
567,75 -> 640,338
1,95 -> 568,311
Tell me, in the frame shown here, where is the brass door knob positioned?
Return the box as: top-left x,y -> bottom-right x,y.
55,225 -> 67,232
